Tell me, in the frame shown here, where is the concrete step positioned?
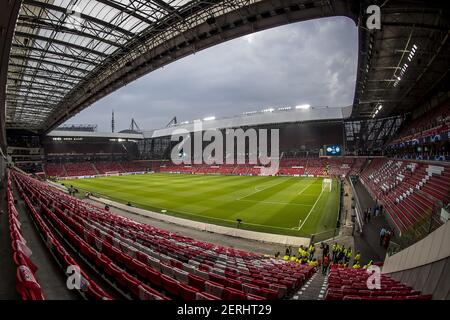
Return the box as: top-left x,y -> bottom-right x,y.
292,271 -> 328,300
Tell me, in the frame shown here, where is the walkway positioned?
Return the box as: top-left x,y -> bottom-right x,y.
13,186 -> 80,300
353,179 -> 389,264
0,184 -> 18,299
292,271 -> 327,300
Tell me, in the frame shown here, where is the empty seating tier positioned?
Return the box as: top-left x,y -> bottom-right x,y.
360,158 -> 449,232
326,265 -> 432,300
12,171 -> 315,300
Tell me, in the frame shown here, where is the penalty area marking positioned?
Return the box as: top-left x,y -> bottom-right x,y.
237,199 -> 313,207
236,177 -> 293,201
297,189 -> 325,231
297,179 -> 317,195
153,205 -> 295,231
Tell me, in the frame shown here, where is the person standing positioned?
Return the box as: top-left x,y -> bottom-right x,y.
332,243 -> 338,262
339,246 -> 346,264
345,247 -> 352,267
383,230 -> 392,249
308,244 -> 315,260
354,251 -> 361,264
322,255 -> 330,275
323,243 -> 329,261
380,228 -> 386,246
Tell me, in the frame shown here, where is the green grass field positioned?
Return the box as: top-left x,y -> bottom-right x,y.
61,174 -> 340,238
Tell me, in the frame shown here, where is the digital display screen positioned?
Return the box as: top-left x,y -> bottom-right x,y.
325,145 -> 342,156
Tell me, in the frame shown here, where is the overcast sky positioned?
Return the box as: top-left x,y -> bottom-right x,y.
65,16 -> 358,132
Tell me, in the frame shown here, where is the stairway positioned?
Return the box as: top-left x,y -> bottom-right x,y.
292,271 -> 328,300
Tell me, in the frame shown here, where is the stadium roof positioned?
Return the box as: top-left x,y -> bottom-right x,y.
1,0 -> 449,136
352,1 -> 450,119
47,130 -> 143,140
2,0 -> 358,134
146,105 -> 352,139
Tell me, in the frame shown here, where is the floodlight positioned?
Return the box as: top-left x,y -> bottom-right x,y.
295,104 -> 311,110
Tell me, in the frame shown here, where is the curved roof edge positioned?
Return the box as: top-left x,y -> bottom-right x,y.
47,131 -> 143,140
146,105 -> 351,139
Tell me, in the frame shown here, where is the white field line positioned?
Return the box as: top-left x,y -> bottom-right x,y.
237,199 -> 313,207
298,189 -> 325,231
297,179 -> 317,195
236,178 -> 292,201
160,206 -> 294,230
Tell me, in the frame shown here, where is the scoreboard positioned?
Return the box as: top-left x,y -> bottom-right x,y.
324,145 -> 342,156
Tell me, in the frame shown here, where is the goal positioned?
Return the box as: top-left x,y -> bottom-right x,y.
322,178 -> 332,192
105,171 -> 120,177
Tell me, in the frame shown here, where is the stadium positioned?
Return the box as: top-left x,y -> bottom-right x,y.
0,0 -> 449,305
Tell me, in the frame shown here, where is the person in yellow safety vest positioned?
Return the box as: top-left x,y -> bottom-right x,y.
308,244 -> 315,260
345,248 -> 353,267
336,244 -> 344,263
283,255 -> 290,261
354,252 -> 361,263
308,259 -> 318,268
290,255 -> 298,262
364,260 -> 373,269
341,247 -> 347,264
352,262 -> 361,269
301,248 -> 309,264
332,243 -> 338,262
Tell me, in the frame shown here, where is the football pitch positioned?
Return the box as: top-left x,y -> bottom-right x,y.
61,174 -> 340,238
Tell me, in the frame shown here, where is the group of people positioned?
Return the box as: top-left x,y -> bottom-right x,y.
276,244 -> 318,267
330,243 -> 355,266
363,204 -> 383,223
275,241 -> 374,276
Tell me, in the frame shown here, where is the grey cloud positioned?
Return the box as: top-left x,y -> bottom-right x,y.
66,16 -> 358,132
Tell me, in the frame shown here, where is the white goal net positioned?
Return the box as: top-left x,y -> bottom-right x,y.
322,178 -> 332,192
105,171 -> 120,177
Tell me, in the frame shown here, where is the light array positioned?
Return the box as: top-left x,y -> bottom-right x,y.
394,44 -> 418,88
295,104 -> 311,110
372,104 -> 383,118
179,103 -> 312,125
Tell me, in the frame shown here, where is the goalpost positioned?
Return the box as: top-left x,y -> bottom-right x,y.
105,171 -> 120,177
322,178 -> 332,192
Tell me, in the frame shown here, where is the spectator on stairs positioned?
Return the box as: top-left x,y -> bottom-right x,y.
308,244 -> 315,260
322,255 -> 330,275
383,230 -> 392,249
320,242 -> 329,261
345,247 -> 352,267
354,251 -> 361,264
379,227 -> 386,246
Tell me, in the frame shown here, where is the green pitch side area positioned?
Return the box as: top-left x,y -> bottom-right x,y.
61,174 -> 340,237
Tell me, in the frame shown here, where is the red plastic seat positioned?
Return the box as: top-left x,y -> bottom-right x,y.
146,267 -> 162,288
179,283 -> 199,300
188,274 -> 205,291
205,281 -> 224,298
16,265 -> 45,300
222,287 -> 246,300
138,284 -> 167,300
161,274 -> 180,296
